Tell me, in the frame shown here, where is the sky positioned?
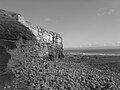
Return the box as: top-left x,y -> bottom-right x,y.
0,0 -> 120,48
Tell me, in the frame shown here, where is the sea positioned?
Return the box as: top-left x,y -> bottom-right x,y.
64,49 -> 120,56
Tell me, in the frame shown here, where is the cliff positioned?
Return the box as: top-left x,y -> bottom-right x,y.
18,14 -> 64,60
0,9 -> 64,60
0,9 -> 64,89
0,9 -> 119,90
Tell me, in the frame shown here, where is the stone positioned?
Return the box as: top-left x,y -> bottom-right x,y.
101,83 -> 111,90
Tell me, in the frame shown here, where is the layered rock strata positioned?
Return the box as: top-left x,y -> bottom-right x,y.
0,9 -> 64,60
0,9 -> 119,90
0,9 -> 64,89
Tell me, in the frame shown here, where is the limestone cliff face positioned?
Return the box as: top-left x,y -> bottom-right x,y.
0,9 -> 64,60
18,15 -> 64,59
0,9 -> 64,89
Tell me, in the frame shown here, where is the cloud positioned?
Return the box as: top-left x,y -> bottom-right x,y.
44,18 -> 54,22
97,8 -> 115,16
97,12 -> 105,16
108,9 -> 115,15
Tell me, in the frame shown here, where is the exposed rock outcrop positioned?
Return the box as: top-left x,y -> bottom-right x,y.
0,9 -> 64,89
0,9 -> 64,60
0,9 -> 119,90
18,15 -> 64,60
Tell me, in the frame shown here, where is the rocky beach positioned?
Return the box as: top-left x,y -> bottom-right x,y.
0,9 -> 120,90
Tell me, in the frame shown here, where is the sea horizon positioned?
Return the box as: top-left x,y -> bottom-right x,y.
64,48 -> 120,56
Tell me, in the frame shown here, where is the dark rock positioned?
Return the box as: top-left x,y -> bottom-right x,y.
0,46 -> 11,72
0,39 -> 17,50
88,82 -> 96,90
101,83 -> 111,90
0,21 -> 35,40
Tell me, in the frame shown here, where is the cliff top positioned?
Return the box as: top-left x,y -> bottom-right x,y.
0,9 -> 62,39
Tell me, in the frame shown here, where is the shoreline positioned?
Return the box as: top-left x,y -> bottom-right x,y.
64,52 -> 120,56
82,53 -> 120,56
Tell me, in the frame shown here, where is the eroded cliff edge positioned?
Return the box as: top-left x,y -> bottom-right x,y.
0,9 -> 120,90
0,9 -> 64,89
0,9 -> 64,60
